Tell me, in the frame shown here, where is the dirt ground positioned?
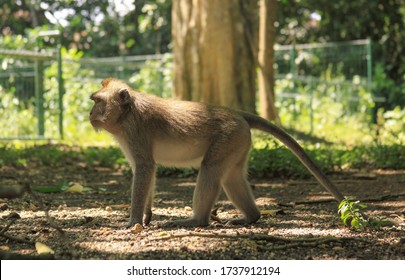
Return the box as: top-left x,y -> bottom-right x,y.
0,162 -> 404,260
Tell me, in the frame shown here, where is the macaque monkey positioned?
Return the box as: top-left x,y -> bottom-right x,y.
89,78 -> 345,227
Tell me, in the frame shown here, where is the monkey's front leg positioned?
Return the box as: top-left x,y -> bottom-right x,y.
129,163 -> 156,227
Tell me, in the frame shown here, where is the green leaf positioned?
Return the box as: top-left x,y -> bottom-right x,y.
32,185 -> 64,193
351,219 -> 360,229
338,200 -> 346,209
357,203 -> 368,209
32,180 -> 69,193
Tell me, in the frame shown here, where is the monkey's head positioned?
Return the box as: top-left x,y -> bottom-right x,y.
89,78 -> 133,134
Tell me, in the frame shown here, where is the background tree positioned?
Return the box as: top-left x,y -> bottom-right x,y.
172,0 -> 258,112
258,0 -> 279,122
0,0 -> 172,57
0,0 -> 47,35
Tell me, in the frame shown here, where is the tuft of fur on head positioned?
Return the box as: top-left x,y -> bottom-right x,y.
100,78 -> 133,104
101,77 -> 117,87
101,77 -> 128,90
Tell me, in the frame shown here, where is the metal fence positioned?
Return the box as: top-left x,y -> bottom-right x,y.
273,39 -> 378,132
0,39 -> 374,140
0,49 -> 59,140
275,39 -> 372,85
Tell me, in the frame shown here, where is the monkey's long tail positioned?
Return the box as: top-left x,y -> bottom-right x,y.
241,112 -> 345,203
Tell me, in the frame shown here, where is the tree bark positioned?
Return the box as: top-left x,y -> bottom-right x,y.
172,0 -> 258,113
258,0 -> 280,122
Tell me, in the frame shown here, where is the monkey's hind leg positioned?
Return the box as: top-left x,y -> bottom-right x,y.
162,163 -> 222,228
221,156 -> 261,225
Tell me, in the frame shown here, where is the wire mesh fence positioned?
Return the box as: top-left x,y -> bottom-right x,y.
0,39 -> 375,139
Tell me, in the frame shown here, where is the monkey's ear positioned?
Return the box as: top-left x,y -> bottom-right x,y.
118,88 -> 132,105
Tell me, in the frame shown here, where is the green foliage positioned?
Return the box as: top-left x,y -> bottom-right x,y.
249,133 -> 405,178
337,197 -> 392,231
0,140 -> 405,182
1,48 -> 404,176
374,107 -> 405,145
32,181 -> 69,193
249,143 -> 310,178
0,91 -> 37,136
0,145 -> 67,167
129,54 -> 173,98
278,0 -> 405,109
338,198 -> 369,230
40,48 -> 112,143
2,0 -> 403,110
83,147 -> 126,168
0,145 -> 124,169
372,64 -> 405,109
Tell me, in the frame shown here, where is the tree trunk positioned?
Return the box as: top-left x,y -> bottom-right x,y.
172,0 -> 258,113
258,0 -> 280,122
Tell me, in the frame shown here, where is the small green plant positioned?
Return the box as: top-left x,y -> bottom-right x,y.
338,198 -> 395,230
338,197 -> 370,230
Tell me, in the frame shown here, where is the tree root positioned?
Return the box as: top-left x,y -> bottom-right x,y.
27,183 -> 65,236
0,182 -> 66,248
0,213 -> 35,245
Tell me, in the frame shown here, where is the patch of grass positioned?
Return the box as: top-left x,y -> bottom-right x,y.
82,146 -> 124,168
248,143 -> 405,179
0,143 -> 404,179
0,145 -> 124,169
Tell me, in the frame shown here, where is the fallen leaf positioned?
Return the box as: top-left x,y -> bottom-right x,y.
65,183 -> 84,193
35,242 -> 55,255
184,206 -> 192,212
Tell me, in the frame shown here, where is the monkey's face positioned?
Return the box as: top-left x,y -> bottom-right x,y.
89,78 -> 134,135
89,95 -> 106,130
89,81 -> 133,135
89,91 -> 121,134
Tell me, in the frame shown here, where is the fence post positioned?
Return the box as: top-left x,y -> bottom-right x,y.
57,43 -> 65,139
366,38 -> 372,89
34,60 -> 45,137
309,88 -> 314,134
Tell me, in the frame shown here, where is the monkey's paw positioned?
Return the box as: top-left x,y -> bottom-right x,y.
127,212 -> 153,228
143,211 -> 152,226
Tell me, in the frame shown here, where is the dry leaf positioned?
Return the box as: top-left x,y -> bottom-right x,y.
184,206 -> 192,212
35,242 -> 55,255
130,223 -> 143,234
65,183 -> 84,193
